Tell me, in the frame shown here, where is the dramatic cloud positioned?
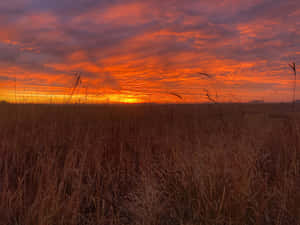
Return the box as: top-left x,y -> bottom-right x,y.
0,0 -> 299,103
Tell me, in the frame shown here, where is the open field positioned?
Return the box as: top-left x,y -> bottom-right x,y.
0,103 -> 300,225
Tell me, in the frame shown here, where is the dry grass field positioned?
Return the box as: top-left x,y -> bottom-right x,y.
0,103 -> 300,225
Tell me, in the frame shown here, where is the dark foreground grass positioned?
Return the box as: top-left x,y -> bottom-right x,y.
0,103 -> 300,225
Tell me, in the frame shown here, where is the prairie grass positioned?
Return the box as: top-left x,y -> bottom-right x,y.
0,103 -> 299,225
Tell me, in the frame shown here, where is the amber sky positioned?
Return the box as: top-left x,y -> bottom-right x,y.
0,0 -> 299,103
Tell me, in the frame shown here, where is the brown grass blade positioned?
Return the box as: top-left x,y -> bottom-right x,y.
169,92 -> 183,100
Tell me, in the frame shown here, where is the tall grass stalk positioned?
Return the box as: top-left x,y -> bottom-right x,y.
289,62 -> 297,111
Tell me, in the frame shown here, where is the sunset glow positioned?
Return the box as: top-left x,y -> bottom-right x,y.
0,0 -> 299,103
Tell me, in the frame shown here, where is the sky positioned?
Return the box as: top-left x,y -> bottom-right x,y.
0,0 -> 299,103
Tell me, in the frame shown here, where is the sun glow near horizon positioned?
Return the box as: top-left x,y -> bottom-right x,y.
0,89 -> 148,104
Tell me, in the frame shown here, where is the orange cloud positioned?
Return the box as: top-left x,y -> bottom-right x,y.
0,0 -> 299,103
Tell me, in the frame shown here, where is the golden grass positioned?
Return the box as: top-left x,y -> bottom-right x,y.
0,103 -> 299,225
